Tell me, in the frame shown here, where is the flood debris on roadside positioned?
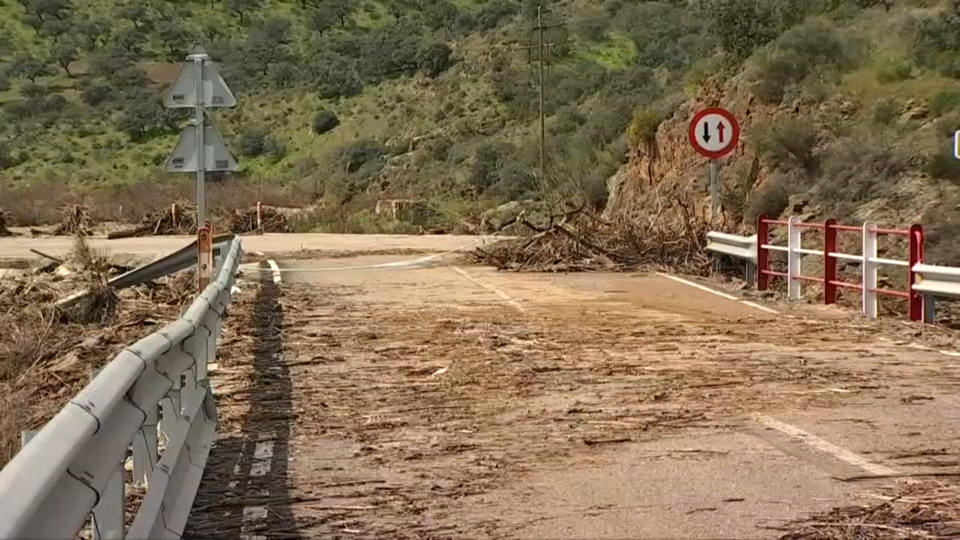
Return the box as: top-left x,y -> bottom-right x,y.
107,200 -> 197,239
777,481 -> 960,540
0,210 -> 12,237
52,204 -> 95,237
229,205 -> 290,234
0,235 -> 207,468
469,199 -> 710,274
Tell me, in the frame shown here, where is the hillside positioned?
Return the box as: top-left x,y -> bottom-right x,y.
1,0 -> 960,246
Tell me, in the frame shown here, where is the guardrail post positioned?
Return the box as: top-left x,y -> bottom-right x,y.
757,214 -> 769,291
20,430 -> 37,447
132,407 -> 159,488
88,367 -> 125,540
197,226 -> 212,293
862,221 -> 878,319
909,224 -> 925,322
160,374 -> 182,447
823,218 -> 838,305
924,293 -> 936,323
787,216 -> 802,301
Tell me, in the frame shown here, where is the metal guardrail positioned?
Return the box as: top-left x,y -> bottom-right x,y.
0,236 -> 244,540
705,231 -> 758,284
912,263 -> 960,323
55,234 -> 237,310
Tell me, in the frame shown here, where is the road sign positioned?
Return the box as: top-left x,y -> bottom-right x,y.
954,131 -> 960,160
164,58 -> 236,109
689,107 -> 740,160
166,121 -> 238,173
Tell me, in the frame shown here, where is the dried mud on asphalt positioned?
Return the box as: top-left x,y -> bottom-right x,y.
188,270 -> 960,540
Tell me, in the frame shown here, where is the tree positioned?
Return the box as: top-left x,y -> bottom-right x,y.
40,18 -> 71,43
306,7 -> 336,35
307,52 -> 362,99
245,17 -> 293,75
112,27 -> 147,55
77,17 -> 111,51
698,0 -> 781,59
8,56 -> 55,83
416,41 -> 453,77
117,1 -> 154,31
324,0 -> 355,27
157,20 -> 195,59
423,0 -> 459,34
226,0 -> 262,25
50,40 -> 79,77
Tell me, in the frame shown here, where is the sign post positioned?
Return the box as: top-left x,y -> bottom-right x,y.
163,50 -> 238,292
688,107 -> 740,223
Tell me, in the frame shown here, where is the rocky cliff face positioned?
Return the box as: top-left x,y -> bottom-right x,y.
604,78 -> 953,237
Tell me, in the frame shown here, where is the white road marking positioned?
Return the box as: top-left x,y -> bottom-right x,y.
267,260 -> 282,284
241,433 -> 276,535
754,414 -> 897,476
656,273 -> 780,315
451,266 -> 526,312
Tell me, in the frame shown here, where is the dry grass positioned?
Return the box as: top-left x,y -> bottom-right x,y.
0,178 -> 307,228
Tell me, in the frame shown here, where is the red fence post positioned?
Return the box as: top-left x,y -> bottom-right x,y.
908,224 -> 924,322
757,213 -> 769,291
823,218 -> 838,305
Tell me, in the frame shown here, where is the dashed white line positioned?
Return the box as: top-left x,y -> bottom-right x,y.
754,414 -> 897,477
656,273 -> 780,315
451,266 -> 526,312
266,260 -> 282,284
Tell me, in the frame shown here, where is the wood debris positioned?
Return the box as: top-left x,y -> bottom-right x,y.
469,198 -> 711,274
778,481 -> 960,539
52,205 -> 94,236
229,206 -> 289,234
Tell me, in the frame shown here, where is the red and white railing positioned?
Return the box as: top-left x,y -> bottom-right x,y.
705,215 -> 950,322
756,214 -> 925,321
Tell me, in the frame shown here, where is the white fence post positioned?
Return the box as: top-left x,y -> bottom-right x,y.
787,216 -> 802,301
862,221 -> 878,319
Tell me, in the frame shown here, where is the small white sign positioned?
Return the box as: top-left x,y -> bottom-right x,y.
166,121 -> 238,173
955,130 -> 960,160
164,60 -> 236,109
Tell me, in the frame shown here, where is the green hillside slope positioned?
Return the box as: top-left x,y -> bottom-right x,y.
1,0 -> 959,234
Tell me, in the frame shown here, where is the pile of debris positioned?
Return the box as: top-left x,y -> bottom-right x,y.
229,206 -> 289,234
108,202 -> 197,239
778,481 -> 960,539
52,205 -> 94,237
470,199 -> 711,274
0,211 -> 12,237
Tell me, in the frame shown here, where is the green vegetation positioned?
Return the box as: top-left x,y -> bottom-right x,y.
0,0 -> 959,238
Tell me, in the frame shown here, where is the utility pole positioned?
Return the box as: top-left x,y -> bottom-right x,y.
537,5 -> 545,186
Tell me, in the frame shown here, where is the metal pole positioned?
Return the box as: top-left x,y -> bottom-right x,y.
193,54 -> 206,229
709,159 -> 720,222
537,6 -> 545,186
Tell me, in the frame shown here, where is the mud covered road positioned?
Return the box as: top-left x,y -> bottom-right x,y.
188,254 -> 960,539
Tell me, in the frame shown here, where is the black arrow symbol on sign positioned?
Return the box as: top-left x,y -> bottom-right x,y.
702,121 -> 711,143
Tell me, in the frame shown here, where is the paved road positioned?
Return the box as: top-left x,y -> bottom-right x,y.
186,252 -> 960,539
0,233 -> 500,260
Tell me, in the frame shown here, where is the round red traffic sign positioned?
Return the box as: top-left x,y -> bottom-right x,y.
688,107 -> 740,159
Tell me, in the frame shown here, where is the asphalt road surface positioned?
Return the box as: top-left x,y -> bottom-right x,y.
183,249 -> 960,539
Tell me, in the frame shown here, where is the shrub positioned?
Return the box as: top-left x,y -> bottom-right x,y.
312,110 -> 340,135
873,98 -> 899,125
337,139 -> 387,173
815,130 -> 907,218
754,118 -> 818,172
912,2 -> 960,77
626,106 -> 663,150
931,89 -> 960,117
239,127 -> 268,157
746,18 -> 860,105
745,172 -> 795,223
926,144 -> 960,183
416,42 -> 454,77
875,56 -> 914,83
